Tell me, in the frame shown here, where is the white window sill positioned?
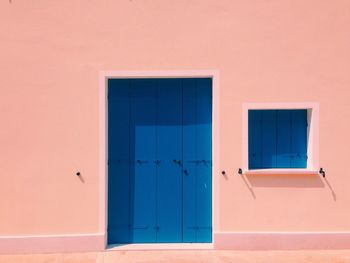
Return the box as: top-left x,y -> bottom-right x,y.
244,169 -> 319,175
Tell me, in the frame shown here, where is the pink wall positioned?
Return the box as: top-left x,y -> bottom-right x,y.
1,0 -> 350,250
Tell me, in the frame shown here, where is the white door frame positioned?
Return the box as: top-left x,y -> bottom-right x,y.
99,70 -> 220,249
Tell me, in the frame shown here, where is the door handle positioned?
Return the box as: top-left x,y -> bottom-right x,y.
202,160 -> 212,166
173,159 -> 182,165
187,160 -> 211,164
136,160 -> 148,164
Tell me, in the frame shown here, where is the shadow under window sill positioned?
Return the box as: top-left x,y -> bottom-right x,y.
243,169 -> 324,188
244,169 -> 319,176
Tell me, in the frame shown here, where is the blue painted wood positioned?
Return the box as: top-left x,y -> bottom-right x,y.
108,78 -> 212,244
182,79 -> 212,243
248,110 -> 262,169
195,78 -> 212,243
156,79 -> 183,243
182,79 -> 197,242
261,110 -> 277,168
129,79 -> 157,243
276,110 -> 292,168
290,110 -> 308,168
249,109 -> 307,169
107,79 -> 131,244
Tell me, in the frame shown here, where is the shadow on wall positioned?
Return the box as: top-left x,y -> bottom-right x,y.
324,177 -> 337,201
241,174 -> 256,199
236,173 -> 337,201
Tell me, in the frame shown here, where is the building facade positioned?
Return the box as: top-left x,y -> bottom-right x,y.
1,0 -> 350,254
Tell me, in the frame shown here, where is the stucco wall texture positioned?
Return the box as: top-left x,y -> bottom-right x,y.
1,0 -> 350,237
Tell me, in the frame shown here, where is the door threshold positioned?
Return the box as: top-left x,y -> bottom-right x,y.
106,243 -> 214,251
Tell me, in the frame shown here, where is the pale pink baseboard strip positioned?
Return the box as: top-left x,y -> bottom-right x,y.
214,232 -> 350,250
2,232 -> 350,254
0,234 -> 105,254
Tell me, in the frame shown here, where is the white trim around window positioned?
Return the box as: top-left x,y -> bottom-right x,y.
242,102 -> 319,175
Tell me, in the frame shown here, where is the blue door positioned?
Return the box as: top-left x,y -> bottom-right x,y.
108,78 -> 212,244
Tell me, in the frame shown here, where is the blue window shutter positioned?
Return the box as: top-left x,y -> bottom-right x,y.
261,110 -> 277,168
248,110 -> 262,169
249,109 -> 308,170
290,110 -> 308,168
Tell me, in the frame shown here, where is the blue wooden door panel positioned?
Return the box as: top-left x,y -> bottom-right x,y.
182,79 -> 197,242
276,110 -> 292,168
183,79 -> 212,243
108,164 -> 130,243
156,79 -> 183,243
108,79 -> 131,244
248,110 -> 262,169
291,110 -> 307,168
129,79 -> 157,243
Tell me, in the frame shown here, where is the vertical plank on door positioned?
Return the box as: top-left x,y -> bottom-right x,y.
107,79 -> 131,244
130,79 -> 157,243
195,78 -> 212,242
156,79 -> 183,243
182,79 -> 197,242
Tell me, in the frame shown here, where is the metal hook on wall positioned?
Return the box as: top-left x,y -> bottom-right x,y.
319,167 -> 326,177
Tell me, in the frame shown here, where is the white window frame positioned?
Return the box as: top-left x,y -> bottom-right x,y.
242,102 -> 319,175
